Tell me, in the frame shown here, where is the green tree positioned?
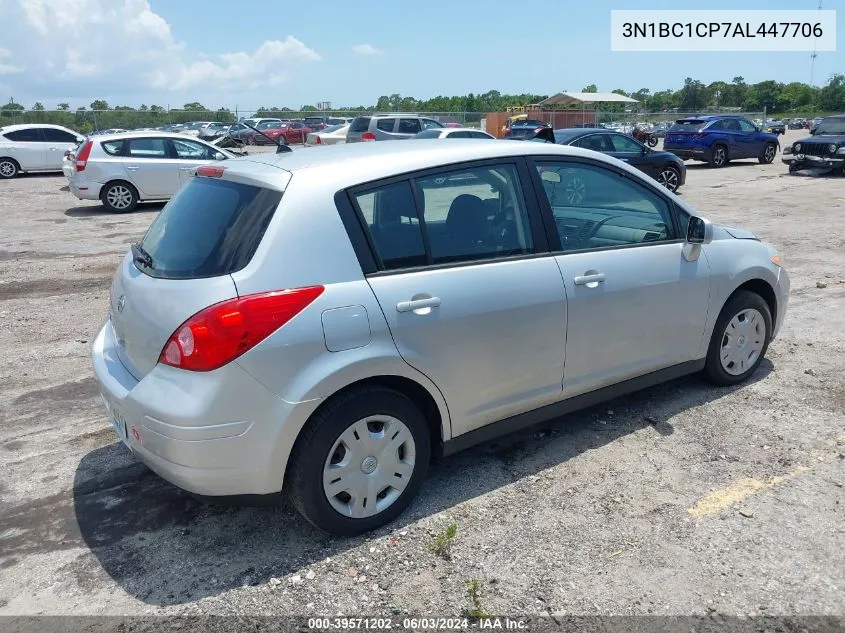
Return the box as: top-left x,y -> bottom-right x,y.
90,99 -> 109,111
183,102 -> 206,111
32,102 -> 45,111
582,84 -> 598,93
1,98 -> 24,118
57,102 -> 70,111
819,74 -> 845,112
375,95 -> 390,111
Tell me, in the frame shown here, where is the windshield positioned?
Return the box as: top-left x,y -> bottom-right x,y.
321,124 -> 345,134
814,119 -> 845,135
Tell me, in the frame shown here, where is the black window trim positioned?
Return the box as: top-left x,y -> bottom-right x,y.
5,127 -> 46,142
340,156 -> 552,277
525,155 -> 685,255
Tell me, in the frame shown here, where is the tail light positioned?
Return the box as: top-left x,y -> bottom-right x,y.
159,287 -> 324,372
196,165 -> 225,178
75,141 -> 93,172
315,136 -> 322,144
361,132 -> 376,142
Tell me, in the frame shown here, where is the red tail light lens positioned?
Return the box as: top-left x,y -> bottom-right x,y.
75,140 -> 93,172
315,136 -> 322,144
159,286 -> 324,372
361,132 -> 376,142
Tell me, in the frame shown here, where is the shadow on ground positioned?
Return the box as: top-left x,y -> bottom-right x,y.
64,203 -> 164,218
0,362 -> 773,606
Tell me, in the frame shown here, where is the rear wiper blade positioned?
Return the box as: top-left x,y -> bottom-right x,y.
131,243 -> 154,269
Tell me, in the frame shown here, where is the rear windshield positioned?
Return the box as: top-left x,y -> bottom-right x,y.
669,120 -> 706,132
349,117 -> 371,133
137,178 -> 282,279
304,118 -> 324,125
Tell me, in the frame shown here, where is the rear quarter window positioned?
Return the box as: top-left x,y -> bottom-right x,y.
349,117 -> 371,133
138,178 -> 282,279
101,140 -> 126,156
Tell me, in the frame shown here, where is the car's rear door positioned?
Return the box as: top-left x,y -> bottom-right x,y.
122,137 -> 181,198
4,127 -> 47,170
529,156 -> 711,398
349,160 -> 567,436
396,118 -> 422,139
42,128 -> 82,169
606,133 -> 657,178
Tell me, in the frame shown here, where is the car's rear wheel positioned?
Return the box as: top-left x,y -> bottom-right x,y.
759,143 -> 777,164
708,144 -> 728,168
287,386 -> 431,535
0,157 -> 20,179
101,181 -> 139,213
657,165 -> 681,192
704,291 -> 772,386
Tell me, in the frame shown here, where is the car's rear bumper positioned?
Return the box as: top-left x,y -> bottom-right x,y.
69,179 -> 102,201
782,154 -> 844,169
91,319 -> 304,497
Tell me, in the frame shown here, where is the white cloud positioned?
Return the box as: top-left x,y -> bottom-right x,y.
352,44 -> 382,56
0,0 -> 321,102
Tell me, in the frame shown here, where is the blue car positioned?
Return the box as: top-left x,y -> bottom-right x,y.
664,115 -> 780,168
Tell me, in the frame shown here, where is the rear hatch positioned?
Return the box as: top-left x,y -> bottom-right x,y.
345,116 -> 371,143
665,119 -> 708,145
109,167 -> 286,379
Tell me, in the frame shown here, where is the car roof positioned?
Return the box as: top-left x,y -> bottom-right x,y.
0,123 -> 78,132
89,130 -> 219,142
442,128 -> 489,134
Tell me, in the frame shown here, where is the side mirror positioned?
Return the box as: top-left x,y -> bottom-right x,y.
213,152 -> 226,161
686,216 -> 713,244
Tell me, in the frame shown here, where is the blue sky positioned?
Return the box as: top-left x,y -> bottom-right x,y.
0,0 -> 840,110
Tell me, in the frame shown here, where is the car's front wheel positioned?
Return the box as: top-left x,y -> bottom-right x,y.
287,386 -> 431,535
759,143 -> 777,164
704,290 -> 772,386
656,165 -> 681,192
0,157 -> 20,179
101,181 -> 139,213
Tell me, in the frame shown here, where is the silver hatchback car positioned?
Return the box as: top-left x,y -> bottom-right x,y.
93,141 -> 789,535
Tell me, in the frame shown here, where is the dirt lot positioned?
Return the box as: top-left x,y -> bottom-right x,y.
1,131 -> 844,618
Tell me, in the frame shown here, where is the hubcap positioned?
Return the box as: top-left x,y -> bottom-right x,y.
323,415 -> 416,519
720,308 -> 766,376
765,146 -> 775,162
714,148 -> 726,166
659,169 -> 679,191
106,185 -> 132,209
0,161 -> 15,177
565,177 -> 586,205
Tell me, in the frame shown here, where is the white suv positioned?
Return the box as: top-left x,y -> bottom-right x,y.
0,124 -> 84,178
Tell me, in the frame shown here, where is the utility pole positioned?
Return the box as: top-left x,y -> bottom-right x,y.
810,0 -> 822,85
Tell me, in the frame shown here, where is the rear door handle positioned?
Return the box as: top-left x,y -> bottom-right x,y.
396,297 -> 441,313
125,165 -> 140,171
574,273 -> 606,286
179,167 -> 195,172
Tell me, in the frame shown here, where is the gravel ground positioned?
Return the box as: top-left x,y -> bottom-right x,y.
0,131 -> 843,618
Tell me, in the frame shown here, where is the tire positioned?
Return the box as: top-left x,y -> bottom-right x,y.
656,165 -> 681,192
100,181 -> 139,213
287,386 -> 431,535
759,143 -> 777,164
0,157 -> 20,179
788,164 -> 800,174
647,135 -> 658,148
704,290 -> 772,386
708,144 -> 728,168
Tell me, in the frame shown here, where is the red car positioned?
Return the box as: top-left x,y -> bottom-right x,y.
254,121 -> 313,145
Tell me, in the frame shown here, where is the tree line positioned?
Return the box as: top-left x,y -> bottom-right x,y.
1,74 -> 843,133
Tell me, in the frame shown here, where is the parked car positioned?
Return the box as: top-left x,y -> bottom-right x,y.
303,117 -> 330,132
504,120 -> 551,140
764,119 -> 786,135
411,128 -> 495,140
197,122 -> 233,141
650,121 -> 670,138
787,118 -> 805,130
306,124 -> 350,145
0,124 -> 85,178
256,121 -> 312,145
92,141 -> 789,535
346,114 -> 443,142
549,128 -> 686,192
809,117 -> 824,133
664,116 -> 779,168
571,123 -> 607,129
66,132 -> 234,212
782,114 -> 845,173
226,120 -> 283,144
